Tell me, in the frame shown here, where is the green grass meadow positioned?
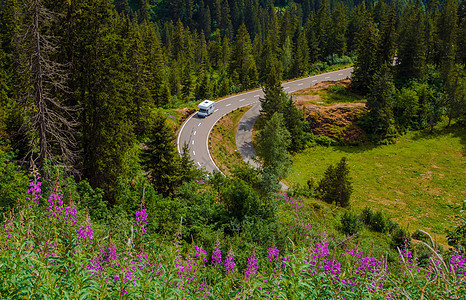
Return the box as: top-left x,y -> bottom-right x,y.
285,123 -> 465,245
209,106 -> 250,175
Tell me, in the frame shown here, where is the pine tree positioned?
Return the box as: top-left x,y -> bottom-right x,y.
304,15 -> 319,64
114,0 -> 130,15
72,0 -> 136,203
436,0 -> 458,78
317,157 -> 352,207
220,0 -> 233,38
365,65 -> 397,141
330,3 -> 348,56
195,68 -> 212,100
346,2 -> 367,53
281,35 -> 293,76
256,112 -> 291,182
315,0 -> 332,59
396,1 -> 427,83
142,110 -> 181,195
229,24 -> 258,89
458,0 -> 466,64
444,65 -> 466,126
282,96 -> 305,152
17,0 -> 77,175
291,29 -> 309,77
351,11 -> 377,94
375,4 -> 397,69
259,64 -> 285,120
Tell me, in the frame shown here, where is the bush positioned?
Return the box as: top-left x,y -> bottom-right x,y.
391,226 -> 411,249
325,54 -> 353,66
315,135 -> 337,146
361,207 -> 388,233
339,211 -> 362,236
316,157 -> 352,207
0,152 -> 28,215
328,84 -> 350,96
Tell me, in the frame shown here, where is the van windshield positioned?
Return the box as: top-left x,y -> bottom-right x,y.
199,109 -> 208,113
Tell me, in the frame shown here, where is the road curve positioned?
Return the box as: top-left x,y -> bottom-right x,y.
177,67 -> 353,174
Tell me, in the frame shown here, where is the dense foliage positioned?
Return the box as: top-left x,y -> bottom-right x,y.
0,0 -> 464,202
0,0 -> 464,296
1,173 -> 466,298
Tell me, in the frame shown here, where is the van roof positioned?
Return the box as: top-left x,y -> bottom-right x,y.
198,100 -> 214,109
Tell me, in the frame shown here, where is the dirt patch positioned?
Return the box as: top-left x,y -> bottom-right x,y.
292,79 -> 360,104
177,108 -> 196,124
304,103 -> 368,143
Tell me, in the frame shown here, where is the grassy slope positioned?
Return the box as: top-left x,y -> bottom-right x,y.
209,107 -> 250,175
285,122 -> 465,245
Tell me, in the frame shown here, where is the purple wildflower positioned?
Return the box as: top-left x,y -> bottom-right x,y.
195,245 -> 207,262
224,248 -> 236,274
64,204 -> 78,226
398,242 -> 419,273
26,168 -> 41,205
450,253 -> 466,278
212,247 -> 222,267
134,201 -> 147,235
78,217 -> 93,244
267,246 -> 280,263
245,252 -> 258,279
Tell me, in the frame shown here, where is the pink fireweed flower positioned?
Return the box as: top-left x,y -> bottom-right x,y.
134,201 -> 147,235
212,247 -> 222,267
224,248 -> 236,274
106,245 -> 119,266
267,246 -> 279,263
195,245 -> 208,262
64,204 -> 78,226
78,216 -> 93,244
4,215 -> 14,242
450,253 -> 466,278
26,170 -> 41,205
245,252 -> 258,279
398,242 -> 419,273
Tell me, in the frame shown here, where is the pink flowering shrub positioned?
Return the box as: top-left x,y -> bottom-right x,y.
0,173 -> 465,299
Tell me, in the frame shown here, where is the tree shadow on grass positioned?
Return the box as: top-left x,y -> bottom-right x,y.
328,121 -> 465,155
410,122 -> 466,156
328,142 -> 379,154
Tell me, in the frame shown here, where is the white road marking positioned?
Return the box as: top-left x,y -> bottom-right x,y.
338,73 -> 343,76
197,162 -> 201,167
193,151 -> 196,156
325,76 -> 330,79
284,87 -> 289,90
192,140 -> 194,145
193,131 -> 196,136
239,99 -> 245,102
254,95 -> 260,97
214,109 -> 219,112
298,83 -> 304,86
226,104 -> 231,107
312,80 -> 317,82
198,123 -> 201,127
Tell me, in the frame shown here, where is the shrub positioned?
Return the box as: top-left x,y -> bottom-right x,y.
328,84 -> 350,96
339,211 -> 362,236
315,135 -> 337,146
317,157 -> 353,207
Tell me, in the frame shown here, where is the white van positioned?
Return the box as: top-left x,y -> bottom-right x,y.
198,100 -> 215,118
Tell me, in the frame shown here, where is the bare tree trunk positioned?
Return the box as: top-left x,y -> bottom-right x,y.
32,0 -> 47,170
17,0 -> 78,178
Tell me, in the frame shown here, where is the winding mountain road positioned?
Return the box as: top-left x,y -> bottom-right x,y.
177,67 -> 353,174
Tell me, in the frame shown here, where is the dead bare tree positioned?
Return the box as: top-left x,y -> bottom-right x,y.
17,0 -> 78,177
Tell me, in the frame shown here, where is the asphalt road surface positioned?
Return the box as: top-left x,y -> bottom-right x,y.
177,67 -> 353,174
